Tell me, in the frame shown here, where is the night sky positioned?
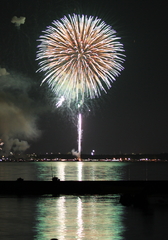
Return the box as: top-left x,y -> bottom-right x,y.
0,0 -> 167,155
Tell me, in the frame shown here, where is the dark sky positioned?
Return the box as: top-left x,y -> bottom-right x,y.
0,0 -> 167,155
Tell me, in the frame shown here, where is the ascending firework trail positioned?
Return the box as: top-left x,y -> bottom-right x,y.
36,14 -> 125,159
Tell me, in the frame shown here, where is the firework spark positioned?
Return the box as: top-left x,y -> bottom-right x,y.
36,14 -> 125,159
36,14 -> 125,106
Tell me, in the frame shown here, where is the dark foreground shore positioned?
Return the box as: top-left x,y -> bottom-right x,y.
1,179 -> 168,196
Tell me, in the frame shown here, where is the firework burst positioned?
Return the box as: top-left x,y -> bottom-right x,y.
36,14 -> 125,107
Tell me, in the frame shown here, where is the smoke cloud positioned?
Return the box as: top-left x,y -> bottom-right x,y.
0,67 -> 10,76
71,149 -> 80,158
11,16 -> 26,28
0,71 -> 41,155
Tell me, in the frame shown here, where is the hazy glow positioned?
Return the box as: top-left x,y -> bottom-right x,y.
36,14 -> 125,106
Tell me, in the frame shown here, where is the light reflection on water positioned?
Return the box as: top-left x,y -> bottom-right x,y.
0,161 -> 128,181
1,162 -> 168,239
34,195 -> 125,240
36,161 -> 128,181
1,161 -> 168,181
0,162 -> 126,239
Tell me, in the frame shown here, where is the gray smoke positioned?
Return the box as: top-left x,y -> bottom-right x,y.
0,67 -> 10,76
71,149 -> 80,158
0,69 -> 41,155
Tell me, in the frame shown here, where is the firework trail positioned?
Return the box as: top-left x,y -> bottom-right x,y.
36,14 -> 125,157
77,113 -> 82,159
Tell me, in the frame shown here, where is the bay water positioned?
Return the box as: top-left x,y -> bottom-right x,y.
0,161 -> 168,239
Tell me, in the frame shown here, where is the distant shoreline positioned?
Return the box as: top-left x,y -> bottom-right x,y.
1,152 -> 168,162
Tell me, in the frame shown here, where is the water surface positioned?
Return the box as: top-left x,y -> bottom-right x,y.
1,161 -> 168,239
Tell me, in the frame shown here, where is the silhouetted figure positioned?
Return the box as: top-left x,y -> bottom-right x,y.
52,177 -> 60,181
17,177 -> 24,182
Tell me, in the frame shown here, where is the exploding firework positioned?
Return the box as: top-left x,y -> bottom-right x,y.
36,14 -> 125,107
36,14 -> 125,158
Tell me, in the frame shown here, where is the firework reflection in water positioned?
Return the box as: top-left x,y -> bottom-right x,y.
36,14 -> 125,158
